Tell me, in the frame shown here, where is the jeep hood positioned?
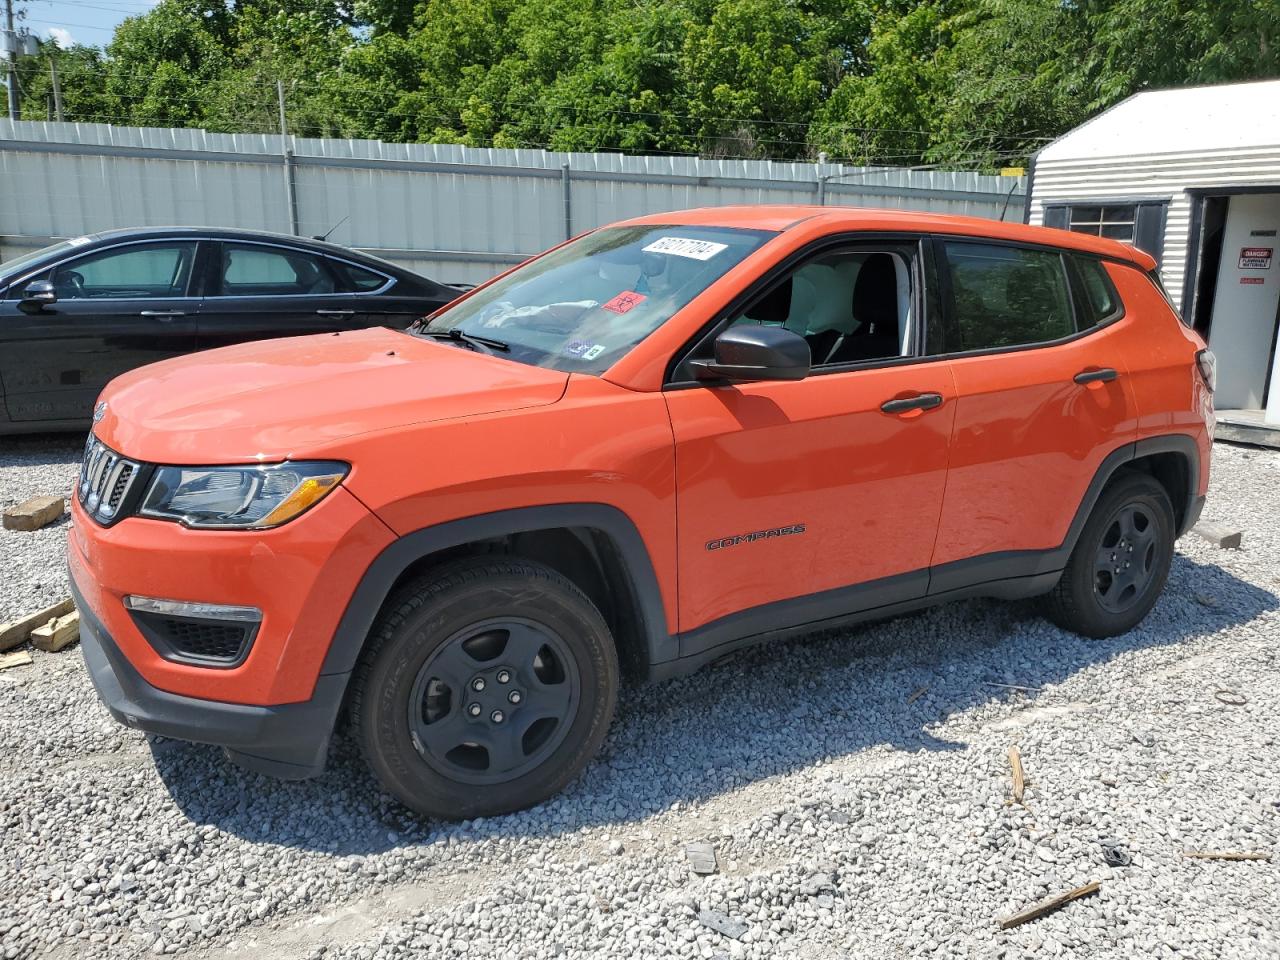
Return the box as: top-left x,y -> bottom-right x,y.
97,327 -> 569,464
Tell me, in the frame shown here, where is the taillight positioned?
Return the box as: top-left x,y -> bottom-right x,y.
1196,349 -> 1217,392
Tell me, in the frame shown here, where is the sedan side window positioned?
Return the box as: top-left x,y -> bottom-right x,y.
46,243 -> 197,300
727,247 -> 914,367
936,242 -> 1074,353
217,244 -> 339,296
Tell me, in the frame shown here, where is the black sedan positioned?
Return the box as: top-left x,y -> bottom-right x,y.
0,227 -> 461,433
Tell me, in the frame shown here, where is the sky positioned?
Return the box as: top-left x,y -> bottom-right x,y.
19,0 -> 160,50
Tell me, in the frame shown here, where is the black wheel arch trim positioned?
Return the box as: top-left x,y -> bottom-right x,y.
319,503 -> 675,679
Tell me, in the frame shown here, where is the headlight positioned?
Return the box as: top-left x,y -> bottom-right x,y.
139,461 -> 348,529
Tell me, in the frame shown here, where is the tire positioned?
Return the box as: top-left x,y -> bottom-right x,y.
349,557 -> 618,819
1043,470 -> 1176,638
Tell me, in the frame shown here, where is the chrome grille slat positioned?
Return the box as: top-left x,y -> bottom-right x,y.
78,436 -> 143,525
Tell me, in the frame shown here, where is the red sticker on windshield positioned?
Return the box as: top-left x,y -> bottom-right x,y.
602,291 -> 646,314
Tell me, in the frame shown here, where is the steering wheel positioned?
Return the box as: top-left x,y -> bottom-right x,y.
54,270 -> 85,298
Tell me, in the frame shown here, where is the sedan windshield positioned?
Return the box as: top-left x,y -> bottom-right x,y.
0,239 -> 80,280
419,225 -> 774,373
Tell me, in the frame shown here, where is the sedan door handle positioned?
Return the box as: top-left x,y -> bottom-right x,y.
880,392 -> 944,414
316,309 -> 355,316
139,310 -> 185,319
1073,367 -> 1118,385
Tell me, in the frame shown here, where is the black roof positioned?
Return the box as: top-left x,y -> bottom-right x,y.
0,226 -> 448,293
71,226 -> 408,269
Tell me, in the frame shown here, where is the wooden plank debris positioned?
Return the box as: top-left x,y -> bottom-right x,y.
1184,851 -> 1272,862
1008,745 -> 1026,804
0,650 -> 34,671
0,598 -> 76,652
906,685 -> 928,704
1193,522 -> 1242,550
999,880 -> 1101,930
31,611 -> 80,652
2,495 -> 65,531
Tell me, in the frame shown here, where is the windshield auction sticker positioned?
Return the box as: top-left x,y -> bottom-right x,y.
602,291 -> 646,314
642,237 -> 729,260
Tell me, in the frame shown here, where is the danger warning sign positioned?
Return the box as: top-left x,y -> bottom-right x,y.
1239,247 -> 1273,270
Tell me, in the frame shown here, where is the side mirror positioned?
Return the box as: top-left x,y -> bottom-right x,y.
691,325 -> 811,382
19,280 -> 57,314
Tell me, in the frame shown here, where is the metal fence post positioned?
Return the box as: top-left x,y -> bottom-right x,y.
561,163 -> 572,240
277,80 -> 300,236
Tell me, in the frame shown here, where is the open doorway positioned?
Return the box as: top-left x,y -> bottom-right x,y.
1186,191 -> 1280,417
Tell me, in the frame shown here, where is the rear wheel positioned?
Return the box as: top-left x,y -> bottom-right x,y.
350,558 -> 618,819
1044,471 -> 1175,638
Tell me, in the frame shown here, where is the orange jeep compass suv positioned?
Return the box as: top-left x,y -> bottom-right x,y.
69,207 -> 1215,818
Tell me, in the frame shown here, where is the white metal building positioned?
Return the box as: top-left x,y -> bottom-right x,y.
1026,79 -> 1280,439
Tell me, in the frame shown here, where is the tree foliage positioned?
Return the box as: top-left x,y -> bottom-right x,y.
17,0 -> 1280,169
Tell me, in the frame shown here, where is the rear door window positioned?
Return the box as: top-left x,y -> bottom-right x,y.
216,244 -> 339,296
934,241 -> 1074,353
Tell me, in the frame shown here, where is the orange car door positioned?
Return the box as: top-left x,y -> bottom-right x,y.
927,239 -> 1139,591
663,239 -> 956,655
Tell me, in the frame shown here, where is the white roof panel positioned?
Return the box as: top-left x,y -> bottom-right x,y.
1039,79 -> 1280,162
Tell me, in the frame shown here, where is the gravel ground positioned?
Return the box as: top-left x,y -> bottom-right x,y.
1,436 -> 1278,960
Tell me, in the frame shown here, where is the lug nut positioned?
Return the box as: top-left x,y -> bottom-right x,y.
496,670 -> 511,684
508,690 -> 522,704
468,702 -> 482,717
471,677 -> 486,692
490,710 -> 505,723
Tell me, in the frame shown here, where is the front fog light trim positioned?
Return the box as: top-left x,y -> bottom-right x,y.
124,596 -> 263,668
123,596 -> 263,622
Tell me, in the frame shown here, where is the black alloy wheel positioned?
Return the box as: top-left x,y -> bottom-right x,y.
407,618 -> 581,785
350,558 -> 618,820
1091,502 -> 1161,614
1044,470 -> 1176,638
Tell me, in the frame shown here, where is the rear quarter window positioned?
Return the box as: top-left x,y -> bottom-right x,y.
1070,256 -> 1124,327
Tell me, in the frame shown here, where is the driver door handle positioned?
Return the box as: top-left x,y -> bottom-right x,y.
1074,367 -> 1118,385
139,310 -> 185,320
316,309 -> 355,316
880,392 -> 944,414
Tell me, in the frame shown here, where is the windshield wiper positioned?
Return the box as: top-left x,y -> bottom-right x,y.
420,328 -> 510,353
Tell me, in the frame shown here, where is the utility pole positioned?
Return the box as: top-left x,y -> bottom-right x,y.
3,0 -> 19,120
49,54 -> 62,121
277,80 -> 300,235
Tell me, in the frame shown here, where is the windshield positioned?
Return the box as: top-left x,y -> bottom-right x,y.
0,239 -> 82,280
419,225 -> 774,373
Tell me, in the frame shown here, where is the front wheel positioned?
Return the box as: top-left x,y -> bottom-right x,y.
1044,471 -> 1176,638
349,558 -> 618,819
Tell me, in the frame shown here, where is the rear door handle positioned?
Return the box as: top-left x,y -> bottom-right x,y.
316,309 -> 355,316
139,310 -> 185,320
880,392 -> 944,414
1074,367 -> 1118,385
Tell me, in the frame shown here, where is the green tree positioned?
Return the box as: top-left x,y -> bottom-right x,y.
16,0 -> 1280,169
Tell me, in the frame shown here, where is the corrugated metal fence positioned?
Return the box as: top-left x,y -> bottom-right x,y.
0,120 -> 1026,284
